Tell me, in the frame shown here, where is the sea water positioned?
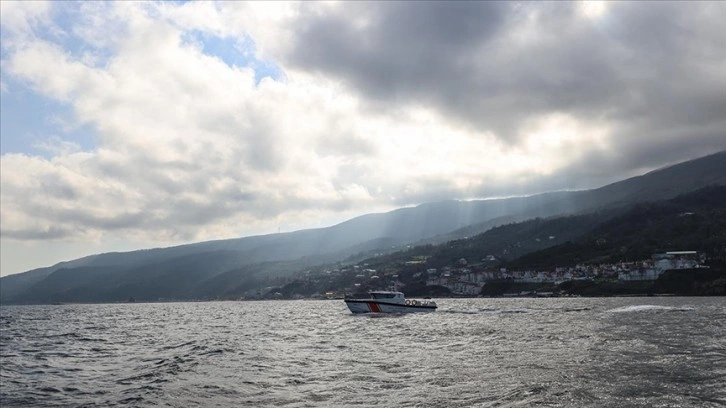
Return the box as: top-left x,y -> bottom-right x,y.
1,297 -> 724,407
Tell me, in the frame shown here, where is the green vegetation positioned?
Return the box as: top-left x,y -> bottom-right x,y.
285,185 -> 726,298
508,185 -> 726,269
354,185 -> 726,272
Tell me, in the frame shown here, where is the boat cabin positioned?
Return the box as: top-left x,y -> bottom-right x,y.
369,291 -> 406,304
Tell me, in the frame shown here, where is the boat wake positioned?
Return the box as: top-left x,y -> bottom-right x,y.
440,307 -> 532,315
438,309 -> 480,315
605,305 -> 695,313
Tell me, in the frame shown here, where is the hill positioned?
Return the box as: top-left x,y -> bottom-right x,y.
508,185 -> 726,269
293,186 -> 726,297
354,185 -> 726,274
2,150 -> 725,304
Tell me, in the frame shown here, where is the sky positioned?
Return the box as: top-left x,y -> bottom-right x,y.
1,1 -> 725,276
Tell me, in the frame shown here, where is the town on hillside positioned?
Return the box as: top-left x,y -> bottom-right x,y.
258,250 -> 721,299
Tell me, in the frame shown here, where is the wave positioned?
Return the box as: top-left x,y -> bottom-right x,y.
605,305 -> 695,313
440,307 -> 531,315
439,309 -> 480,315
563,307 -> 592,312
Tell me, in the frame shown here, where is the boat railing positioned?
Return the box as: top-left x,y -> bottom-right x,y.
404,299 -> 436,307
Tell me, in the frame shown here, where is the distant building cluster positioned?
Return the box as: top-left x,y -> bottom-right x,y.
258,250 -> 706,299
424,251 -> 704,295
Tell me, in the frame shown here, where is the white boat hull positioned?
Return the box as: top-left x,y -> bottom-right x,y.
345,299 -> 436,314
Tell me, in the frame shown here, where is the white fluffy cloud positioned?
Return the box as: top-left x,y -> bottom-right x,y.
1,1 -> 724,275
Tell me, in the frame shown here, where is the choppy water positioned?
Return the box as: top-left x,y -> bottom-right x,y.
1,297 -> 724,407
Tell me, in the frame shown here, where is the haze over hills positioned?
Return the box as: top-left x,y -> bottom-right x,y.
363,184 -> 726,274
2,151 -> 725,304
277,185 -> 726,298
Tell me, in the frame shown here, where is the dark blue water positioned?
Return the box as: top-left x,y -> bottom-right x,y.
1,297 -> 724,407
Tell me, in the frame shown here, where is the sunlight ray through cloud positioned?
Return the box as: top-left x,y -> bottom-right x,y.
1,0 -> 725,275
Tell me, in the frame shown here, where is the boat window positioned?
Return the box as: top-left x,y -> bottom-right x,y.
372,293 -> 396,299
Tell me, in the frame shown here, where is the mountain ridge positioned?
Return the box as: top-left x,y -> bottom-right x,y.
2,150 -> 725,304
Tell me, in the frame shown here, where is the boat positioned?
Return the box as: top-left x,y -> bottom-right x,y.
344,290 -> 437,314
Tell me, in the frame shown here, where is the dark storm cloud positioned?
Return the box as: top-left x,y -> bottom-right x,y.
291,1 -> 509,95
286,1 -> 726,175
289,1 -> 516,136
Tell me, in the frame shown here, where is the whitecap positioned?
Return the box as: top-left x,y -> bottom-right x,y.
605,305 -> 695,313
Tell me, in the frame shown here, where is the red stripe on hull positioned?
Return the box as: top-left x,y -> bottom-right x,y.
368,302 -> 381,313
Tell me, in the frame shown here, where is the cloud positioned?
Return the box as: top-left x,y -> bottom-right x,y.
1,1 -> 725,275
0,1 -> 52,41
282,2 -> 726,147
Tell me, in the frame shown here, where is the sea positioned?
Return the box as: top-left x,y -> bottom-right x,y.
1,297 -> 724,407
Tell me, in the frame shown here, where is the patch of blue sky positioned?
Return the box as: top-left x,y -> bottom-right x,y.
1,76 -> 96,158
182,30 -> 285,84
0,4 -> 102,158
42,3 -> 116,69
